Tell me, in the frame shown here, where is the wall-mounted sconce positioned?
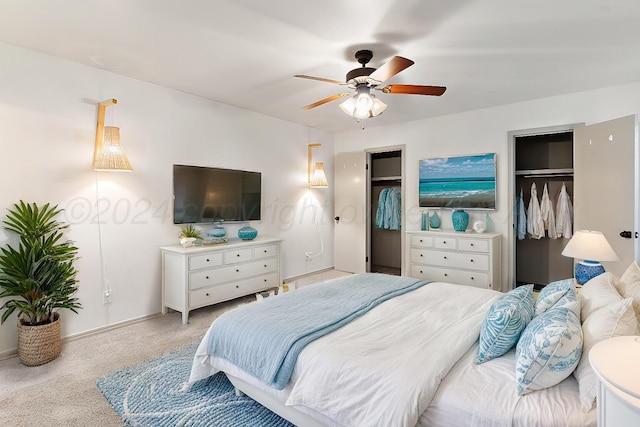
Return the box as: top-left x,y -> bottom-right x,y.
308,143 -> 329,188
93,98 -> 133,171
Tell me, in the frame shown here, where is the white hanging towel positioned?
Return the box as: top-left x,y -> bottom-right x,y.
517,188 -> 527,240
555,183 -> 573,238
527,182 -> 545,239
540,183 -> 558,239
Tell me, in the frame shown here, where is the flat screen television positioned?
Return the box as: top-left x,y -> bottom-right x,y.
173,164 -> 261,224
419,153 -> 496,210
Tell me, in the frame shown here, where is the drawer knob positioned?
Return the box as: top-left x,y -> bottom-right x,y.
236,269 -> 240,272
443,256 -> 447,260
470,243 -> 474,247
206,258 -> 210,262
263,250 -> 267,253
263,279 -> 267,282
444,273 -> 448,277
443,240 -> 447,244
264,264 -> 267,268
420,254 -> 424,257
419,239 -> 423,243
471,277 -> 475,280
206,276 -> 209,279
235,285 -> 239,288
206,292 -> 210,296
237,254 -> 240,257
420,270 -> 423,274
470,259 -> 474,263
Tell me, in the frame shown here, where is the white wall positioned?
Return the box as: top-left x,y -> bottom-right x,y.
335,82 -> 640,291
0,43 -> 335,355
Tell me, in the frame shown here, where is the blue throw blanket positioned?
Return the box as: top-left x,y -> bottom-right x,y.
205,273 -> 429,389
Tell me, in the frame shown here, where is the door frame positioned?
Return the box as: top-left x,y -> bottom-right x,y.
507,123 -> 583,289
365,145 -> 406,275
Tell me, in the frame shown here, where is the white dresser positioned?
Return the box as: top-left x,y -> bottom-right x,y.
406,230 -> 501,290
161,237 -> 282,324
590,335 -> 640,427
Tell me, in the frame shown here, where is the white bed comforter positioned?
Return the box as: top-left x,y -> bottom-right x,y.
191,281 -> 499,427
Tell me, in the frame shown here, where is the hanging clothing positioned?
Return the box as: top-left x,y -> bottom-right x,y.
517,188 -> 527,240
556,183 -> 573,238
375,188 -> 401,230
527,182 -> 544,239
375,188 -> 391,229
540,183 -> 558,239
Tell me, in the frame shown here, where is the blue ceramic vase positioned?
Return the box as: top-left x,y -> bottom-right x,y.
451,210 -> 469,232
238,225 -> 258,240
429,212 -> 440,229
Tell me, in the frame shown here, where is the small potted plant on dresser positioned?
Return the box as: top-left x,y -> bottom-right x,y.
0,201 -> 81,366
178,225 -> 203,247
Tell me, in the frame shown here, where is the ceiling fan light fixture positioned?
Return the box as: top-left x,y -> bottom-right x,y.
339,97 -> 356,116
340,92 -> 387,119
370,96 -> 387,117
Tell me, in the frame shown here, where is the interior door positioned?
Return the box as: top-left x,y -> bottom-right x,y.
334,152 -> 367,273
574,115 -> 638,275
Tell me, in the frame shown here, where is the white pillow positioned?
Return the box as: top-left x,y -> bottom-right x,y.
515,306 -> 583,395
574,298 -> 640,412
616,261 -> 640,324
578,272 -> 623,322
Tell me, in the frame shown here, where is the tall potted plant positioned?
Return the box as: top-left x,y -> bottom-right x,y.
0,201 -> 81,366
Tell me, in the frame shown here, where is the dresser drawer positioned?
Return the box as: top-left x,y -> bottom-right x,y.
411,249 -> 489,271
254,244 -> 277,259
410,265 -> 490,288
189,258 -> 278,289
224,248 -> 253,264
189,273 -> 279,309
411,235 -> 434,248
189,253 -> 223,270
458,238 -> 489,253
434,236 -> 457,250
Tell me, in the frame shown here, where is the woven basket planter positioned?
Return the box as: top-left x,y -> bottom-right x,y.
17,312 -> 61,366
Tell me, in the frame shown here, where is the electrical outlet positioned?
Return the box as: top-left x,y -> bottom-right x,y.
103,290 -> 112,304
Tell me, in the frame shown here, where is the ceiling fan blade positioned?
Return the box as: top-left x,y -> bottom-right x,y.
368,56 -> 414,84
301,93 -> 351,110
294,75 -> 345,85
380,84 -> 447,96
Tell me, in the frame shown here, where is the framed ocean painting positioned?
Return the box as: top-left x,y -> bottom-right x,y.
419,153 -> 496,209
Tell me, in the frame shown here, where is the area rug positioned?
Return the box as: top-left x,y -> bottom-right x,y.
96,342 -> 294,427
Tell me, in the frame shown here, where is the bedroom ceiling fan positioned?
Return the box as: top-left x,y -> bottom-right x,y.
294,50 -> 446,120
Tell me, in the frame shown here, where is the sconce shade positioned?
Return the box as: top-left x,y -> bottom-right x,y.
308,143 -> 329,188
561,230 -> 619,284
310,162 -> 329,188
93,126 -> 133,171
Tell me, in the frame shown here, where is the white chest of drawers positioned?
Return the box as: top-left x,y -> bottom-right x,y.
161,237 -> 282,324
406,230 -> 501,290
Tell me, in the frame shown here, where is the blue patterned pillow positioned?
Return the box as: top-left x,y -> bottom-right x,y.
535,278 -> 575,316
475,285 -> 534,364
515,306 -> 583,395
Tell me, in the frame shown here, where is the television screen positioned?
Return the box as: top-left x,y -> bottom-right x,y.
173,165 -> 261,224
419,153 -> 496,210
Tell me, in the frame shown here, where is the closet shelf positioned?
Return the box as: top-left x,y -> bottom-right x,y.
515,168 -> 573,178
371,176 -> 402,182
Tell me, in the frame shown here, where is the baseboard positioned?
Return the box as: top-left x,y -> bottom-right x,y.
283,266 -> 338,284
0,312 -> 163,361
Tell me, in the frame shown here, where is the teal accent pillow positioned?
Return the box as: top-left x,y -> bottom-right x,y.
475,285 -> 534,364
516,306 -> 583,395
534,278 -> 575,316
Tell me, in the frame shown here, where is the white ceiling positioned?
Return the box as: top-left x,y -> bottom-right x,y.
2,0 -> 640,133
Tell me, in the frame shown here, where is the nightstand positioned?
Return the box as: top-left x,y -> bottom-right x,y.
589,336 -> 640,426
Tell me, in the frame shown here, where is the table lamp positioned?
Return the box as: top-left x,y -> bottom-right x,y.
561,230 -> 619,285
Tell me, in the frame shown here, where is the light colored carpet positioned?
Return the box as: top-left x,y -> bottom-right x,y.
0,269 -> 351,427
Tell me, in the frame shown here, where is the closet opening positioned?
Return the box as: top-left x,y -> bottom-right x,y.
514,131 -> 575,289
369,150 -> 402,276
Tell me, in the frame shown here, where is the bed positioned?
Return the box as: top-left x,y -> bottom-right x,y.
188,273 -> 600,427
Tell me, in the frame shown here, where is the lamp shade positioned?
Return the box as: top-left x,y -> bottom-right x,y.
561,230 -> 619,284
309,162 -> 329,188
561,230 -> 618,262
93,126 -> 133,171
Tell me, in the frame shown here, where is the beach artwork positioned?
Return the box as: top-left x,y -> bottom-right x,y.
419,153 -> 496,209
